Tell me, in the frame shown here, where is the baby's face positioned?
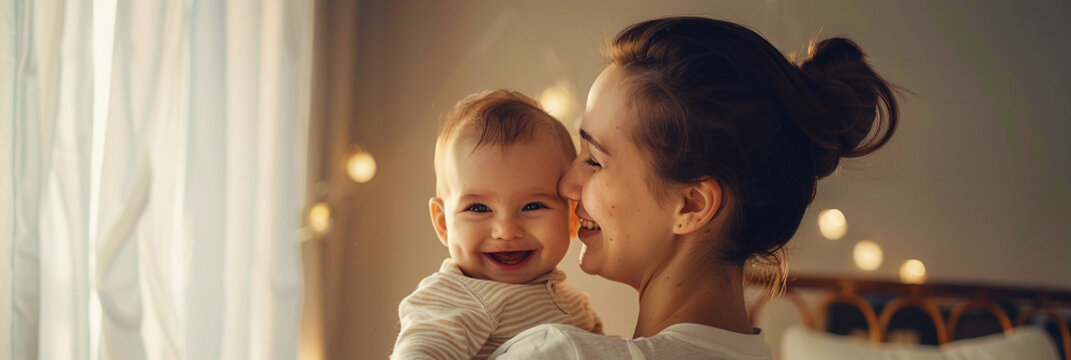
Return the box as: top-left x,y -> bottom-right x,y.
436,136 -> 572,284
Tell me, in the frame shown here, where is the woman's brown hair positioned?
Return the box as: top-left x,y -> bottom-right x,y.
606,17 -> 899,283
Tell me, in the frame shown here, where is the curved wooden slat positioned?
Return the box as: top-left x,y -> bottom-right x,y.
814,289 -> 882,344
1017,305 -> 1071,360
878,293 -> 948,344
946,297 -> 1014,340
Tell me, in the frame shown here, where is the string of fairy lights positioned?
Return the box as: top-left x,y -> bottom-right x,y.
817,209 -> 927,284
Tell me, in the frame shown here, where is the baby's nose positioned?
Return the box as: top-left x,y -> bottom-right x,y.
492,218 -> 524,240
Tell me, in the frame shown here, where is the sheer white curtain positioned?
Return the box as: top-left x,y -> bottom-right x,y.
2,0 -> 313,359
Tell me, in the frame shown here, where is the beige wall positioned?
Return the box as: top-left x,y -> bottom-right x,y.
307,1 -> 1071,358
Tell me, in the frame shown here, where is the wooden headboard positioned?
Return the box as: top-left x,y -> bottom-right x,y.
747,275 -> 1071,358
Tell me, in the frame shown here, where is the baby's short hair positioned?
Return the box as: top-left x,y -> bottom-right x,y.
434,89 -> 575,197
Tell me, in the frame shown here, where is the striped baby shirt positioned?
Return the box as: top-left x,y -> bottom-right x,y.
391,258 -> 603,360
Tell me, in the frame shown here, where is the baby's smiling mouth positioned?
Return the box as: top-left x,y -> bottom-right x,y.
485,251 -> 533,265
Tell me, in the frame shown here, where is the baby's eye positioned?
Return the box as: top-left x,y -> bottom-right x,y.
522,202 -> 548,211
465,203 -> 491,213
583,158 -> 602,168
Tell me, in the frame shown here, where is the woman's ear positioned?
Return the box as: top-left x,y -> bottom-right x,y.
429,197 -> 448,246
673,179 -> 723,235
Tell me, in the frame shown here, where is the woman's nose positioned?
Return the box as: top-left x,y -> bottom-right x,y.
558,159 -> 583,201
492,217 -> 524,240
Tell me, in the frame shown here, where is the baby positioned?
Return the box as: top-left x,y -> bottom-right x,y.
391,90 -> 602,359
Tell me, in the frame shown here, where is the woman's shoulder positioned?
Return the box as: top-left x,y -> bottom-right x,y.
491,323 -> 772,360
489,323 -> 635,359
635,323 -> 771,360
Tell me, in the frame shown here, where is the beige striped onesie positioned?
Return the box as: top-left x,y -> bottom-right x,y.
391,258 -> 603,360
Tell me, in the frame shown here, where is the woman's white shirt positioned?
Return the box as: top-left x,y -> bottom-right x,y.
489,323 -> 771,360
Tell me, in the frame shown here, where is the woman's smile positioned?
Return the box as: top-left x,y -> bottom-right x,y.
574,206 -> 603,242
578,218 -> 601,231
577,218 -> 602,240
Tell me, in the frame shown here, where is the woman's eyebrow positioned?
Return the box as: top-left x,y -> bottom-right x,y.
579,129 -> 611,155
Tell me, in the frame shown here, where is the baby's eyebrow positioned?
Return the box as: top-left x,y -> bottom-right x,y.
579,129 -> 610,155
530,192 -> 563,200
457,194 -> 487,203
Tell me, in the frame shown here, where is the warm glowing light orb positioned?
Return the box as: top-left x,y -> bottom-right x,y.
818,209 -> 847,240
346,151 -> 377,183
899,259 -> 927,284
539,84 -> 573,120
853,240 -> 883,271
308,202 -> 332,234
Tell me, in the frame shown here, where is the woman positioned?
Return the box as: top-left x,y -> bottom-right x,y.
491,16 -> 898,359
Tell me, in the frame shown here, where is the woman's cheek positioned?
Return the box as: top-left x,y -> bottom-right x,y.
600,180 -> 621,220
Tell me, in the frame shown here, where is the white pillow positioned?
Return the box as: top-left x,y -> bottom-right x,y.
781,325 -> 1060,360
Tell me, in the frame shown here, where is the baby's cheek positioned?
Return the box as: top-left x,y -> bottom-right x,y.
448,221 -> 479,251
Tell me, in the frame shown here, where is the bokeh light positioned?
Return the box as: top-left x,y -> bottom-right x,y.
899,259 -> 927,284
817,208 -> 847,240
539,83 -> 573,121
308,202 -> 332,235
853,240 -> 883,271
346,150 -> 377,183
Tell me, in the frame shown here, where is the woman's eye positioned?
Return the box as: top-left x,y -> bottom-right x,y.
522,202 -> 548,211
583,158 -> 602,168
465,203 -> 491,213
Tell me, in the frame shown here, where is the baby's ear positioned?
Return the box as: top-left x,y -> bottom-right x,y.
429,197 -> 448,246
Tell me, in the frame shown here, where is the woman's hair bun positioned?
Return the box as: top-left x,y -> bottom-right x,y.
798,38 -> 899,178
802,38 -> 866,70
